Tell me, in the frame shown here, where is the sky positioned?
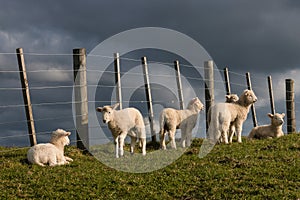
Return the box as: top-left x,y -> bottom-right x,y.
1,0 -> 300,146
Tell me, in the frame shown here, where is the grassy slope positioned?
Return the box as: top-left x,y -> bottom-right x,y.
0,134 -> 299,199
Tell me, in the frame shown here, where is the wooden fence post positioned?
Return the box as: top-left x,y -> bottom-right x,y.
223,67 -> 231,95
142,57 -> 156,142
73,48 -> 89,150
16,48 -> 37,146
204,60 -> 214,132
286,79 -> 296,134
174,60 -> 185,110
246,72 -> 258,127
268,76 -> 275,115
114,53 -> 122,110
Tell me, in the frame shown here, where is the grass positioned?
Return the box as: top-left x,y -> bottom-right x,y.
0,134 -> 299,199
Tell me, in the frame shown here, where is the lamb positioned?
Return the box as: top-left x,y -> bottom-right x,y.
96,103 -> 146,158
248,113 -> 285,139
208,94 -> 239,125
208,89 -> 257,144
159,97 -> 204,150
216,94 -> 240,143
27,129 -> 73,166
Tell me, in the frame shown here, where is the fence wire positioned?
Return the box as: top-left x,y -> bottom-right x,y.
0,51 -> 298,152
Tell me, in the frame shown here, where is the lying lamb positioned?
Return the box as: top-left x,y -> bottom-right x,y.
159,97 -> 204,150
27,129 -> 73,166
208,90 -> 257,144
96,103 -> 146,158
248,113 -> 285,139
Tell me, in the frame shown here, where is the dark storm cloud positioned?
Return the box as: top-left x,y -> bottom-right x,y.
1,0 -> 300,72
1,0 -> 300,145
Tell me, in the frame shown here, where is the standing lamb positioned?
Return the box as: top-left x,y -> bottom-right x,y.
208,94 -> 239,126
248,113 -> 285,139
96,103 -> 146,158
208,90 -> 257,144
27,129 -> 73,166
159,97 -> 204,150
225,94 -> 239,142
215,94 -> 239,143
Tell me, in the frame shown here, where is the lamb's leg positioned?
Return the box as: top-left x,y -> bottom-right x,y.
49,157 -> 58,167
56,153 -> 68,165
137,127 -> 146,156
65,156 -> 73,162
221,130 -> 229,144
221,122 -> 230,144
118,134 -> 126,157
180,126 -> 187,148
159,128 -> 167,150
35,161 -> 46,167
184,125 -> 193,147
228,124 -> 236,143
236,122 -> 243,143
130,136 -> 137,155
186,129 -> 193,147
169,127 -> 177,149
115,136 -> 119,158
140,137 -> 146,156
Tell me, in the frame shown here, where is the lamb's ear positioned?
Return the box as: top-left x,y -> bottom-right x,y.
267,113 -> 274,118
225,95 -> 230,99
112,103 -> 120,110
193,97 -> 199,102
281,113 -> 285,118
244,90 -> 250,96
96,107 -> 103,112
65,131 -> 71,136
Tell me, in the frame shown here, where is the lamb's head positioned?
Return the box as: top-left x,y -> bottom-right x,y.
50,129 -> 71,147
96,103 -> 119,124
239,89 -> 258,106
187,97 -> 204,112
225,94 -> 239,103
268,113 -> 285,126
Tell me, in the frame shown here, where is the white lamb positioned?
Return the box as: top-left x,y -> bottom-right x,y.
208,94 -> 239,125
214,94 -> 239,143
248,113 -> 285,139
96,103 -> 146,158
27,129 -> 73,166
159,97 -> 204,150
208,89 -> 257,144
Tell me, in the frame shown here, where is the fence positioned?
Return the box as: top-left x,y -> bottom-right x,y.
0,48 -> 298,150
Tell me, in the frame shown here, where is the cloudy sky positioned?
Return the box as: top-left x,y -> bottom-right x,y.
1,0 -> 300,146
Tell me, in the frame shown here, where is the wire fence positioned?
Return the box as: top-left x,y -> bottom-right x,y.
0,50 -> 298,151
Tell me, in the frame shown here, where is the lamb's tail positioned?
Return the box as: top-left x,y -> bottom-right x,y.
247,129 -> 255,139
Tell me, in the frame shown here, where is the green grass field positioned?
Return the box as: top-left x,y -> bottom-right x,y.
1,134 -> 299,199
